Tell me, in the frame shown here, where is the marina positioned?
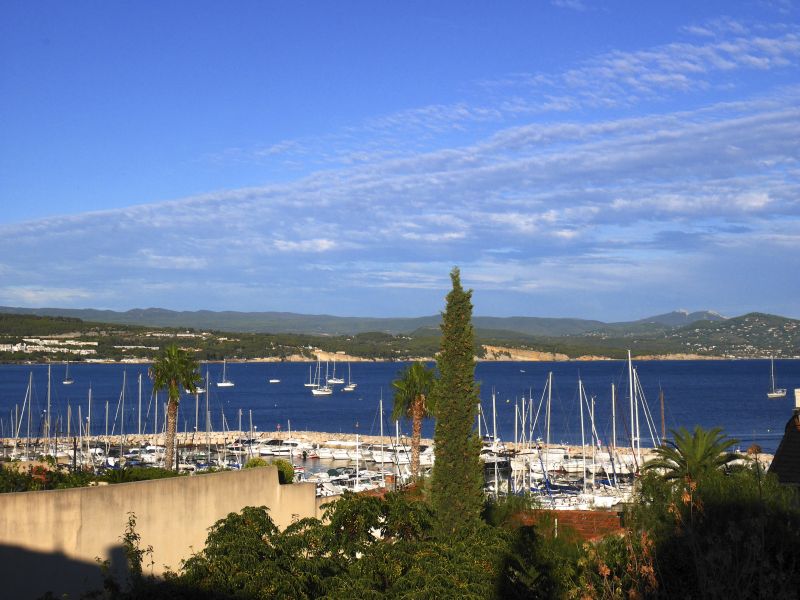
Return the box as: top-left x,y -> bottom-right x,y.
0,356 -> 792,504
0,358 -> 796,450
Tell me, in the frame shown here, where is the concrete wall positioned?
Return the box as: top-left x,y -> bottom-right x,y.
0,466 -> 317,598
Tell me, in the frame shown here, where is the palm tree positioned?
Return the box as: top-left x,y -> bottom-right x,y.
392,362 -> 436,480
149,344 -> 202,470
644,425 -> 739,482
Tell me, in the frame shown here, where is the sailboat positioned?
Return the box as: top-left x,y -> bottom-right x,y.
216,359 -> 235,388
304,364 -> 317,387
311,360 -> 332,396
62,360 -> 74,385
767,357 -> 786,399
343,363 -> 357,392
327,358 -> 344,384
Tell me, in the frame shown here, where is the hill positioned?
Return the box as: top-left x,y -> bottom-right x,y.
0,310 -> 796,361
0,306 -> 721,337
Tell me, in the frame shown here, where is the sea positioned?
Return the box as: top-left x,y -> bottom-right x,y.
0,359 -> 798,454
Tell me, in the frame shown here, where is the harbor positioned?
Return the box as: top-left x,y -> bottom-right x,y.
0,355 -> 790,506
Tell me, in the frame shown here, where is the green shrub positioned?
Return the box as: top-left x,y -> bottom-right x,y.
103,467 -> 181,484
272,459 -> 294,484
244,457 -> 269,469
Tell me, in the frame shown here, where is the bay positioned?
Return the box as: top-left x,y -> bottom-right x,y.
0,359 -> 797,454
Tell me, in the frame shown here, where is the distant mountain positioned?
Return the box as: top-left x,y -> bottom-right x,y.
0,306 -> 728,338
663,312 -> 800,357
631,310 -> 726,327
590,310 -> 727,337
1,309 -> 796,359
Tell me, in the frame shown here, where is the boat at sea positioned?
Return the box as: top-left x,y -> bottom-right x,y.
327,358 -> 344,385
342,363 -> 357,391
310,360 -> 332,395
62,360 -> 74,385
767,356 -> 787,399
216,359 -> 234,388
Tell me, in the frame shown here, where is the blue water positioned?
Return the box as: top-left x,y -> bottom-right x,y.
0,359 -> 797,453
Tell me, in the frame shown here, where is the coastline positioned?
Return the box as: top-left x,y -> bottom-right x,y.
1,430 -> 774,472
1,348 -> 767,366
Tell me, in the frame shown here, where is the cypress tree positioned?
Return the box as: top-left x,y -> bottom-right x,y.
430,267 -> 484,535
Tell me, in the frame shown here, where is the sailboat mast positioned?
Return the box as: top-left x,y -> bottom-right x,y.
591,394 -> 596,490
546,371 -> 552,475
88,384 -> 92,439
771,357 -> 775,390
27,376 -> 32,458
78,405 -> 82,466
120,370 -> 126,458
138,372 -> 142,436
395,419 -> 401,488
611,382 -> 616,454
379,394 -> 385,488
634,368 -> 642,463
492,388 -> 497,446
627,350 -> 634,456
47,363 -> 51,454
579,378 -> 586,493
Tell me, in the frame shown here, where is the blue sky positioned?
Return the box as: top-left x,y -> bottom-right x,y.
1,1 -> 799,320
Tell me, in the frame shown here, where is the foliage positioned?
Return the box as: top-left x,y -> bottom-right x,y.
391,361 -> 437,479
182,505 -> 345,599
498,521 -> 585,600
325,524 -> 507,599
149,344 -> 202,470
643,425 -> 739,483
430,267 -> 484,535
242,457 -> 268,469
272,459 -> 294,484
48,418 -> 800,600
321,491 -> 384,559
103,466 -> 182,484
481,493 -> 538,529
626,464 -> 800,599
0,463 -> 95,492
121,513 -> 155,592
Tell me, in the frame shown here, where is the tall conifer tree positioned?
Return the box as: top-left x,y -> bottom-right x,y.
430,267 -> 483,535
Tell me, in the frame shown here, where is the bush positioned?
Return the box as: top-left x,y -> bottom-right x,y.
244,457 -> 269,469
103,467 -> 182,484
272,459 -> 294,484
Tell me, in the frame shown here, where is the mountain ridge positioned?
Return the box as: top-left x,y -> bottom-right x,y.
0,306 -> 726,337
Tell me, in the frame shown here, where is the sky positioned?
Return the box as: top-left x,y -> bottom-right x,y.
1,1 -> 799,321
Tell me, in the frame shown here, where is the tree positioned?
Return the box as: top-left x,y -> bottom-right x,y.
392,361 -> 436,480
643,425 -> 739,482
430,267 -> 484,535
149,344 -> 201,470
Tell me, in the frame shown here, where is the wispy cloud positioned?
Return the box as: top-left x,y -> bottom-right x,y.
2,16 -> 799,318
551,0 -> 587,11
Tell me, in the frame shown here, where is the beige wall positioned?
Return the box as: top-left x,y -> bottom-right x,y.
0,466 -> 316,598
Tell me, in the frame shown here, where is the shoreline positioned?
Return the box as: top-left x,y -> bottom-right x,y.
2,353 -> 790,366
0,430 -> 774,464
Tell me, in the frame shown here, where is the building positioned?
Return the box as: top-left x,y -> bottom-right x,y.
767,388 -> 800,487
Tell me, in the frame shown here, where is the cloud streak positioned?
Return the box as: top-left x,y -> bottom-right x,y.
1,17 -> 799,319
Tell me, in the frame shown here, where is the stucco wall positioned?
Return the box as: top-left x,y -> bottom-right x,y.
0,466 -> 316,598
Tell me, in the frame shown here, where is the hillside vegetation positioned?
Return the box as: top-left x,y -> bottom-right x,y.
1,310 -> 797,362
